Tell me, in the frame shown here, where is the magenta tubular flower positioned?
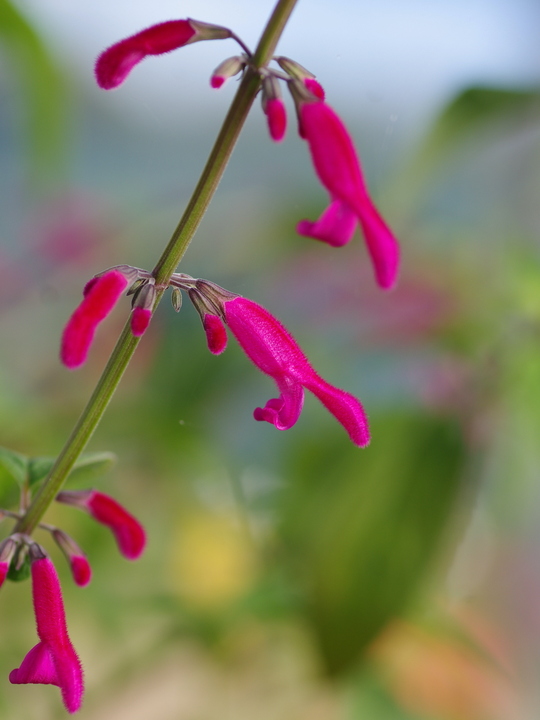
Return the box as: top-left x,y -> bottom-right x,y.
297,100 -> 399,290
219,296 -> 369,447
10,553 -> 83,714
57,490 -> 146,560
96,19 -> 231,89
61,269 -> 129,369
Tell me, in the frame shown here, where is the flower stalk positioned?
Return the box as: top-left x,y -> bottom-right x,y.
14,0 -> 299,537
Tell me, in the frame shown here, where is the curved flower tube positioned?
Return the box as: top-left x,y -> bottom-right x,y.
201,296 -> 370,447
297,99 -> 400,290
9,552 -> 83,714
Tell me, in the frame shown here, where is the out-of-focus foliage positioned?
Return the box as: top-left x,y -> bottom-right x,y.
0,0 -> 66,183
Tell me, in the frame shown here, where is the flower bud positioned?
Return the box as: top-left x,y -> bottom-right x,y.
130,281 -> 155,337
56,490 -> 146,560
210,55 -> 245,89
262,76 -> 287,142
61,269 -> 129,368
96,19 -> 232,90
52,529 -> 92,587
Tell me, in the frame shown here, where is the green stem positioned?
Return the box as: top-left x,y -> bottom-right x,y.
15,0 -> 298,536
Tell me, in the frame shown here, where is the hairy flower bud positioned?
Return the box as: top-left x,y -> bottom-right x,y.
56,490 -> 146,560
61,269 -> 129,368
52,530 -> 92,587
96,18 -> 232,90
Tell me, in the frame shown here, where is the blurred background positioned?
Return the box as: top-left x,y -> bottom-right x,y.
1,0 -> 540,717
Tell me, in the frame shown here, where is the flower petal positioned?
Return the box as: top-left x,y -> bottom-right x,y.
299,100 -> 400,289
10,642 -> 59,687
253,376 -> 304,430
297,198 -> 358,247
303,375 -> 370,447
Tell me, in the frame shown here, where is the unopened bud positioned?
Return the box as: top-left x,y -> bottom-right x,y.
171,287 -> 183,312
210,55 -> 246,89
52,530 -> 92,587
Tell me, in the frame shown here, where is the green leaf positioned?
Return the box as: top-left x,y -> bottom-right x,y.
27,451 -> 117,488
279,412 -> 467,676
0,446 -> 28,487
69,451 -> 117,483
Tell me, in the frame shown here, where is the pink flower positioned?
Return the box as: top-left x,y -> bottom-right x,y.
60,269 -> 128,369
10,550 -> 83,714
265,98 -> 287,142
296,99 -> 399,290
57,490 -> 146,560
203,296 -> 370,447
96,19 -> 231,90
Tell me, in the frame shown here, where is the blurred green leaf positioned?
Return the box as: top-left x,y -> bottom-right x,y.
68,451 -> 117,483
280,413 -> 467,676
27,451 -> 117,488
0,0 -> 67,182
393,85 -> 540,211
0,446 -> 28,487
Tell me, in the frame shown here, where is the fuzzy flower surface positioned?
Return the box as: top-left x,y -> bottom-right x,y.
95,19 -> 231,89
9,556 -> 83,714
297,99 -> 399,290
60,269 -> 128,368
205,297 -> 370,447
57,490 -> 146,560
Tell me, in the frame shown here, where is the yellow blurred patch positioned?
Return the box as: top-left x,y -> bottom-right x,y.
169,512 -> 258,611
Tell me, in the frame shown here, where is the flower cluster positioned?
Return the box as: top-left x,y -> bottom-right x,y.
62,269 -> 370,447
2,490 -> 145,713
94,17 -> 399,289
4,12 -> 403,714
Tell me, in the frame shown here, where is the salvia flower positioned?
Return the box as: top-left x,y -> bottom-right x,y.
293,91 -> 400,290
61,269 -> 129,368
56,490 -> 146,560
10,546 -> 83,714
96,18 -> 232,90
197,289 -> 369,447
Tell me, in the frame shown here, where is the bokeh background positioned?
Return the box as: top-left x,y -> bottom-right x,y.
1,0 -> 540,717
